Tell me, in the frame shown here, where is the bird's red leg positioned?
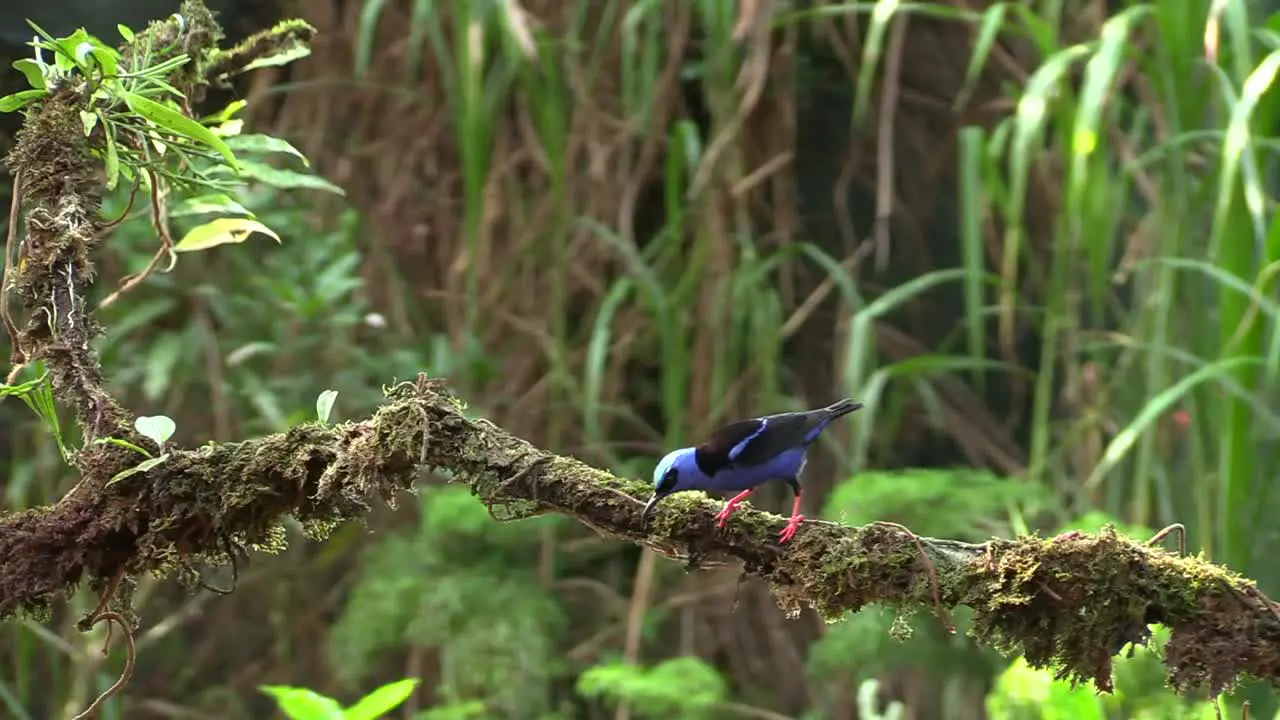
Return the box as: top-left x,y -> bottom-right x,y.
715,489 -> 755,528
779,489 -> 805,543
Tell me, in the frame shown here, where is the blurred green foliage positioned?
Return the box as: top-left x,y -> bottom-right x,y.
262,677 -> 419,720
330,487 -> 570,716
96,186 -> 414,435
986,625 -> 1227,720
577,657 -> 726,719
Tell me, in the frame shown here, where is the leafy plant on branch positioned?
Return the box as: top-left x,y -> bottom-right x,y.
0,4 -> 338,717
0,10 -> 337,438
0,11 -> 337,318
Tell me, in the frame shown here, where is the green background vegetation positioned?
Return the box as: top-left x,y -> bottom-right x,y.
2,0 -> 1280,718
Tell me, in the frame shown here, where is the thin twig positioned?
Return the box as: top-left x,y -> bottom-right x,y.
616,551 -> 657,720
485,455 -> 554,521
98,176 -> 141,232
872,12 -> 909,272
1148,523 -> 1186,557
70,572 -> 134,720
87,569 -> 125,624
4,363 -> 25,386
685,0 -> 775,199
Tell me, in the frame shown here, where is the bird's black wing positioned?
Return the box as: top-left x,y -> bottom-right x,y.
693,418 -> 764,476
729,411 -> 822,467
692,400 -> 863,476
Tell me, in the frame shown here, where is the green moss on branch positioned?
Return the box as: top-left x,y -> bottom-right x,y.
2,376 -> 1277,699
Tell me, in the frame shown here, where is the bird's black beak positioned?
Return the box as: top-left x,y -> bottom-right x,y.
641,492 -> 665,524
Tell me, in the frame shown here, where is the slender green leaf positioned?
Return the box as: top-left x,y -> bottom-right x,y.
123,91 -> 239,168
343,678 -> 420,720
224,133 -> 311,166
1084,357 -> 1262,492
171,194 -> 254,218
259,685 -> 343,720
93,437 -> 153,459
106,455 -> 170,487
222,159 -> 345,195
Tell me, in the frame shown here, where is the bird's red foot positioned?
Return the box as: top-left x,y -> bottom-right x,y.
715,503 -> 739,529
715,490 -> 756,529
779,515 -> 805,543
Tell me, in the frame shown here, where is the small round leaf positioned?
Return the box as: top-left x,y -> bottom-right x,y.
315,389 -> 338,425
135,415 -> 176,447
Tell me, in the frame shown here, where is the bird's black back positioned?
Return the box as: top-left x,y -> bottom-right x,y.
693,399 -> 862,475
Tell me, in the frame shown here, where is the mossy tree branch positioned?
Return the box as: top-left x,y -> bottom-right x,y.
1,375 -> 1279,698
0,0 -> 1278,707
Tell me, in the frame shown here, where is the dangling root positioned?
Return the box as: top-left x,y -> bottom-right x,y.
69,612 -> 135,720
2,169 -> 23,367
97,171 -> 175,310
1148,523 -> 1186,557
872,520 -> 954,633
70,570 -> 136,720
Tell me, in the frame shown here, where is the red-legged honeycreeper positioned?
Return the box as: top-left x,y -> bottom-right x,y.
641,398 -> 863,543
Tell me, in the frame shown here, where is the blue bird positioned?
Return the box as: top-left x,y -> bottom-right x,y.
641,398 -> 863,543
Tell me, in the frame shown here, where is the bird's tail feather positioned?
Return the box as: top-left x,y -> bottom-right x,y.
822,398 -> 864,418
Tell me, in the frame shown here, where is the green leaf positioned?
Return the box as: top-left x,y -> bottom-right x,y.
259,685 -> 343,720
315,389 -> 338,425
212,118 -> 244,138
224,133 -> 311,166
241,44 -> 312,73
1084,356 -> 1264,492
343,678 -> 420,720
200,99 -> 247,125
0,372 -> 49,397
103,123 -> 119,190
135,415 -> 176,447
74,41 -> 119,76
122,91 -> 238,169
88,46 -> 119,77
93,436 -> 153,458
106,455 -> 169,487
170,194 -> 254,218
50,28 -> 91,72
12,59 -> 45,89
79,111 -> 98,136
117,24 -> 134,43
225,158 -> 344,194
24,19 -> 58,46
0,89 -> 48,113
174,218 -> 281,253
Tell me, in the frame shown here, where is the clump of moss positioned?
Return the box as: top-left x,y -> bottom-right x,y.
963,527 -> 1241,692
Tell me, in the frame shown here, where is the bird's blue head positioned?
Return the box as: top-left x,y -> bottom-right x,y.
641,447 -> 701,523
